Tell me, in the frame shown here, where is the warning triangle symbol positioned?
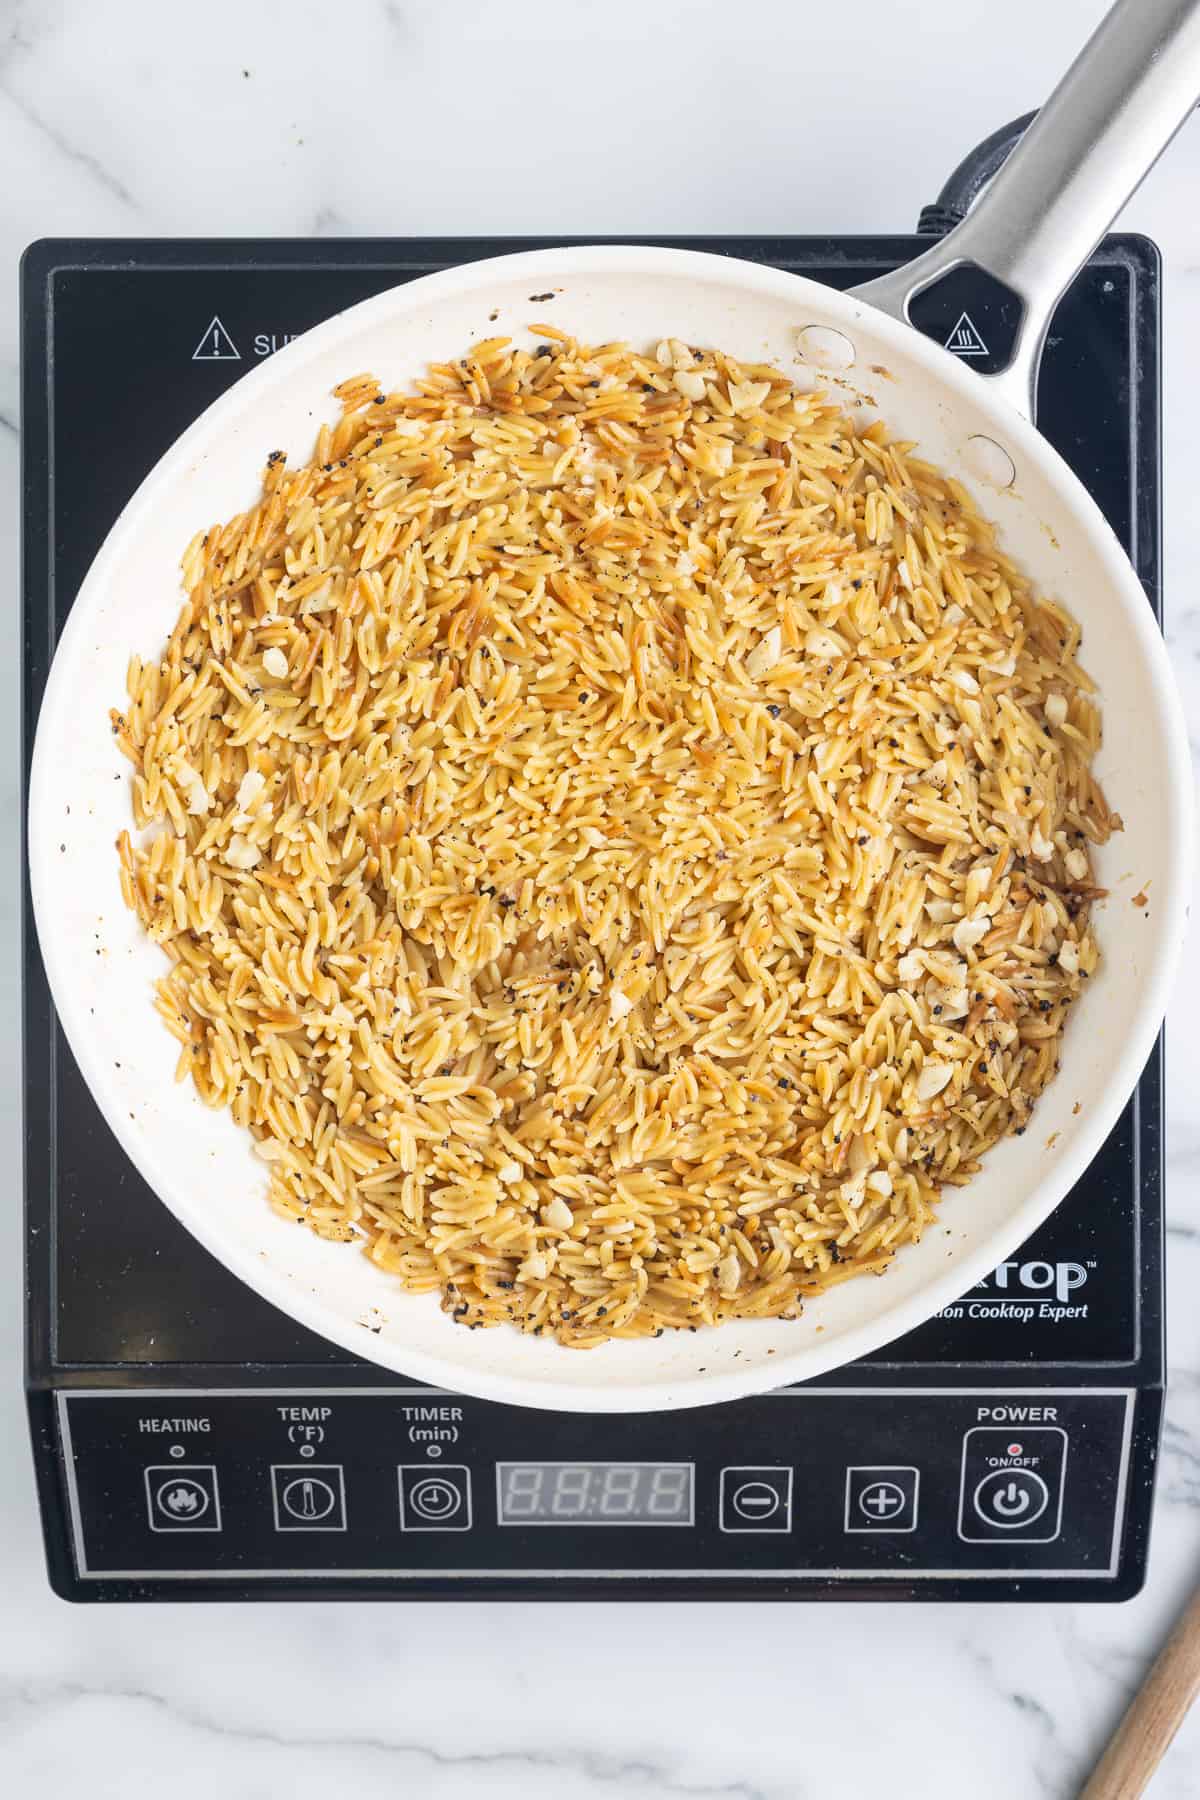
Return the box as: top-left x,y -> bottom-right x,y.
943,311 -> 989,358
191,315 -> 241,362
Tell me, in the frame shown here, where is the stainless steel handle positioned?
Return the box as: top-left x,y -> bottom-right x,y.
852,0 -> 1200,417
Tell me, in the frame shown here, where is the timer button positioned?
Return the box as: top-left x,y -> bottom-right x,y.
719,1466 -> 793,1533
398,1464 -> 473,1531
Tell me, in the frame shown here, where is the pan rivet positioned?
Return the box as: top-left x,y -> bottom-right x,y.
964,434 -> 1016,490
796,325 -> 855,370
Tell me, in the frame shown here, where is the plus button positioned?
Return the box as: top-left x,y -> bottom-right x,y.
845,1467 -> 920,1533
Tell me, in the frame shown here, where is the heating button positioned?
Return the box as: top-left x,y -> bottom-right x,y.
958,1427 -> 1068,1544
144,1464 -> 222,1532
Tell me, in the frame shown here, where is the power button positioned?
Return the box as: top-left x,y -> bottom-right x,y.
958,1427 -> 1067,1544
973,1469 -> 1049,1529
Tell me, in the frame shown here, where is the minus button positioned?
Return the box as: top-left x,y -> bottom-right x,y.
719,1466 -> 793,1533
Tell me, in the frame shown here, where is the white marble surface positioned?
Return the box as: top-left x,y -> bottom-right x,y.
3,1 -> 1200,1795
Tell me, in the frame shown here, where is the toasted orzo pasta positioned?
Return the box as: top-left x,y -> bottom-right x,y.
114,329 -> 1115,1346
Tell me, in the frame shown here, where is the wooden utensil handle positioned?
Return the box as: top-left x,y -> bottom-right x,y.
1081,1586 -> 1200,1799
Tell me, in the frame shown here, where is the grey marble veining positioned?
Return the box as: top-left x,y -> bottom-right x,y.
3,2 -> 1200,1795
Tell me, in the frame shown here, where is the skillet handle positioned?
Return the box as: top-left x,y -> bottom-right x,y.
851,0 -> 1200,418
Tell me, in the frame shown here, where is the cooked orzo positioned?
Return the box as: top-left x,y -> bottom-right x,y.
114,327 -> 1116,1347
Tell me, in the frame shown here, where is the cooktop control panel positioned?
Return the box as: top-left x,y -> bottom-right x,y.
60,1389 -> 1134,1587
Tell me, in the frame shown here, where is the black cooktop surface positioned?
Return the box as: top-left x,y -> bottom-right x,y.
22,236 -> 1164,1601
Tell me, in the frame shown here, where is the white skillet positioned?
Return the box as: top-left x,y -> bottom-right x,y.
28,0 -> 1199,1411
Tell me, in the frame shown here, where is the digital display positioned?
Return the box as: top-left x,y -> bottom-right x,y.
496,1462 -> 694,1526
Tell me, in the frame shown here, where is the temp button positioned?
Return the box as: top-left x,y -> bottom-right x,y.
958,1427 -> 1067,1544
270,1464 -> 347,1532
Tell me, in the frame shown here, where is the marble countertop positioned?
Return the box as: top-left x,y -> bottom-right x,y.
3,2 -> 1200,1795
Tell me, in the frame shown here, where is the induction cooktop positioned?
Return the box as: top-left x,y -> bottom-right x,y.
22,225 -> 1163,1602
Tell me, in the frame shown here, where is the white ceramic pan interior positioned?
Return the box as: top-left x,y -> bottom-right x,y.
28,1 -> 1199,1411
